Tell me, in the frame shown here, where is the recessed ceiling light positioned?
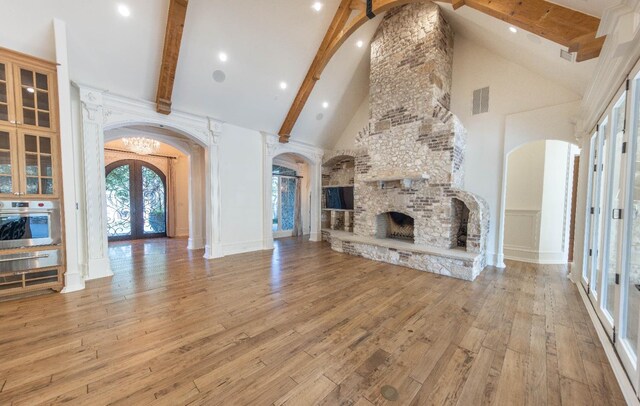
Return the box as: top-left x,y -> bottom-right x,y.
280,81 -> 288,90
322,101 -> 329,109
312,2 -> 323,12
26,87 -> 35,94
117,4 -> 131,17
509,26 -> 518,33
218,52 -> 228,62
356,40 -> 364,48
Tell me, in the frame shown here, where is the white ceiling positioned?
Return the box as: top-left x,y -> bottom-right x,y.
0,0 -> 621,147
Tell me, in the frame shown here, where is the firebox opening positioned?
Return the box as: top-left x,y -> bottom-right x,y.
452,198 -> 470,250
376,212 -> 415,243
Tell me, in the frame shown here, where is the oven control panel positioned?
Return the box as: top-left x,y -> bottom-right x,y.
0,201 -> 57,210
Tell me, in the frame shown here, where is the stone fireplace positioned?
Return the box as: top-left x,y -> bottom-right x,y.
322,1 -> 489,281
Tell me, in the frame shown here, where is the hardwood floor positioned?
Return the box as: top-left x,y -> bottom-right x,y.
0,237 -> 626,405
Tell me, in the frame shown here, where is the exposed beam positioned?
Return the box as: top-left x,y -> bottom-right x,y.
442,0 -> 604,62
156,0 -> 189,115
278,0 -> 354,142
278,0 -> 604,142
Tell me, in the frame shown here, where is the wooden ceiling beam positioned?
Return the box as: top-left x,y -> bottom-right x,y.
441,0 -> 604,62
278,0 -> 354,142
156,0 -> 189,115
278,0 -> 604,142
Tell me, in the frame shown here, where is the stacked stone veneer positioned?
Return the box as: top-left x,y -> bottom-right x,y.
324,1 -> 490,281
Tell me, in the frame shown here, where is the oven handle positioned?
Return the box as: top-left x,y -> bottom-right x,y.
0,254 -> 50,263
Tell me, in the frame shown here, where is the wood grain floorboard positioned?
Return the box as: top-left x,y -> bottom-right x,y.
0,238 -> 626,405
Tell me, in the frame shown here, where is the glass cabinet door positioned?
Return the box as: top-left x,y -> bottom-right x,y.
0,60 -> 15,126
14,66 -> 55,132
0,126 -> 18,196
17,129 -> 56,197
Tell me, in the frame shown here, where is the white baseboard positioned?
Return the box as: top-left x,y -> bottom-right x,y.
85,257 -> 113,280
223,240 -> 264,256
577,282 -> 639,405
486,252 -> 505,268
504,247 -> 567,264
61,270 -> 85,293
204,243 -> 224,259
188,237 -> 205,250
309,231 -> 322,242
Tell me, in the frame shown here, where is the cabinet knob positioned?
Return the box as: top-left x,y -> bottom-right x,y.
9,120 -> 16,124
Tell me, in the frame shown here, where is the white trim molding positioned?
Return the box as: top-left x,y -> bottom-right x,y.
74,84 -> 225,283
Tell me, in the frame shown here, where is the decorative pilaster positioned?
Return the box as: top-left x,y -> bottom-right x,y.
204,119 -> 224,259
188,143 -> 206,250
79,87 -> 113,280
309,152 -> 324,242
262,133 -> 279,250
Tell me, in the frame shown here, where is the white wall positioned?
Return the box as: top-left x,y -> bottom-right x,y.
332,95 -> 369,150
503,140 -> 576,264
218,124 -> 265,255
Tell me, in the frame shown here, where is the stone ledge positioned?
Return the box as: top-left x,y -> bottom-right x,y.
324,229 -> 478,262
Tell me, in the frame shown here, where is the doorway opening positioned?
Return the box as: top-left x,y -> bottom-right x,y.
502,140 -> 580,264
106,159 -> 166,241
271,153 -> 311,240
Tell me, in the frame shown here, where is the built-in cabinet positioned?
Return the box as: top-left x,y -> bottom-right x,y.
582,57 -> 640,398
0,48 -> 64,297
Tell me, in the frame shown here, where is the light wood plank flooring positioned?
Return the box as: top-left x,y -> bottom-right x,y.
0,237 -> 626,405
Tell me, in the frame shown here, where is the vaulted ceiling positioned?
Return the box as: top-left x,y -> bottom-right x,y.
0,0 -> 619,147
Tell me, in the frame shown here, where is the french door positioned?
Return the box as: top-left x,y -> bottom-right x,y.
582,61 -> 640,393
105,159 -> 167,241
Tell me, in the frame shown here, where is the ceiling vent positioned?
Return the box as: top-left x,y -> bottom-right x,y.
472,87 -> 490,115
560,49 -> 575,62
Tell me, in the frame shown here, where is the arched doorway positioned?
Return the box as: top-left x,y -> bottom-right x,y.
105,159 -> 167,241
501,140 -> 580,264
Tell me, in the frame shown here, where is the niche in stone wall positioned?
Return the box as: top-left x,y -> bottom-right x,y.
452,198 -> 470,250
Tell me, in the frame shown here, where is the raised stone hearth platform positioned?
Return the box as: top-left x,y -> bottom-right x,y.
322,230 -> 485,281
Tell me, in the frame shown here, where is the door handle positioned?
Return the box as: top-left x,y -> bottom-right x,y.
0,254 -> 50,263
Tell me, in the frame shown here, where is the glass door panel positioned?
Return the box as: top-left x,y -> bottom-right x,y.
591,119 -> 608,300
17,130 -> 56,197
14,66 -> 55,131
141,166 -> 166,235
106,164 -> 132,239
621,72 -> 640,379
600,94 -> 626,328
0,126 -> 17,196
0,61 -> 15,125
583,132 -> 599,290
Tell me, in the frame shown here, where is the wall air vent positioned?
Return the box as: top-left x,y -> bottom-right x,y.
472,87 -> 490,115
560,49 -> 575,62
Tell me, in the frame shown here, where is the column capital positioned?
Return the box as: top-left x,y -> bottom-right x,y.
261,131 -> 280,157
